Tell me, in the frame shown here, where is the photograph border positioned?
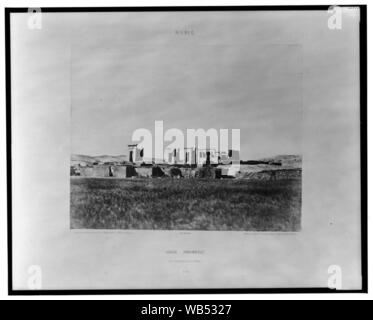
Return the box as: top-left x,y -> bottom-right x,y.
5,4 -> 368,295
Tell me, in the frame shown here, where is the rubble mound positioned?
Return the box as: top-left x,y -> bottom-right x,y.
170,167 -> 183,178
196,167 -> 216,178
152,166 -> 166,178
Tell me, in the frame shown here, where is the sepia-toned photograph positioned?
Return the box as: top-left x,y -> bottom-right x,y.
69,12 -> 303,231
7,5 -> 366,293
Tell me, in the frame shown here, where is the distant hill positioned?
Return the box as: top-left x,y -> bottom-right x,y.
71,154 -> 127,165
71,153 -> 301,167
259,155 -> 302,167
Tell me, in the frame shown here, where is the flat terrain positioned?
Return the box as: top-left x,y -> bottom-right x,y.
70,178 -> 302,231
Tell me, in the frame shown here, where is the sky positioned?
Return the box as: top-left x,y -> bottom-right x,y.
11,10 -> 360,160
70,11 -> 304,160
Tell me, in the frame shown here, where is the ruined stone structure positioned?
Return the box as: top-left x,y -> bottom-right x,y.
128,144 -> 239,167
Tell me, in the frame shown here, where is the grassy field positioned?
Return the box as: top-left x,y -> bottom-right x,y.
70,178 -> 302,231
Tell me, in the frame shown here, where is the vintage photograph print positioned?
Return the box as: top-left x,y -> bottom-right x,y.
7,5 -> 366,293
70,12 -> 302,231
